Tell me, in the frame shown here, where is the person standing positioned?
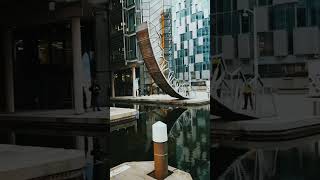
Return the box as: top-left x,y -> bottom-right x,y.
83,87 -> 87,111
89,80 -> 101,111
242,81 -> 253,110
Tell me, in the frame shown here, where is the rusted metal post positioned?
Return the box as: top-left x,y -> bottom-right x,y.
152,121 -> 168,180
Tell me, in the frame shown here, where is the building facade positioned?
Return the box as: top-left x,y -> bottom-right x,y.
211,0 -> 320,89
110,0 -> 143,97
171,0 -> 211,86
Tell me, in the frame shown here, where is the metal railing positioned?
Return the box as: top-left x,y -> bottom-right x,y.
211,56 -> 278,118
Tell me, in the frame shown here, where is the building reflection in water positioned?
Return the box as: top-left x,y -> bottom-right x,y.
213,136 -> 320,180
110,104 -> 210,180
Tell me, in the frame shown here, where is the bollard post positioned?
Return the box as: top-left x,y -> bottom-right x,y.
152,121 -> 168,180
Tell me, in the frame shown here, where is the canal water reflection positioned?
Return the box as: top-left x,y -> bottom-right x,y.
110,104 -> 210,180
213,136 -> 320,180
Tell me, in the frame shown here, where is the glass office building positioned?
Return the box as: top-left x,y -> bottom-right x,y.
171,0 -> 211,85
212,0 -> 320,89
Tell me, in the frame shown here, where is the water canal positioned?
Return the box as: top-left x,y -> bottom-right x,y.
212,94 -> 320,180
110,104 -> 210,180
212,136 -> 320,180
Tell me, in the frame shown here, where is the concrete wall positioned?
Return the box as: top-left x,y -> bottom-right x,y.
222,35 -> 235,59
238,34 -> 251,59
237,0 -> 249,10
274,30 -> 288,56
273,0 -> 299,5
256,7 -> 269,32
293,27 -> 320,55
95,11 -> 110,106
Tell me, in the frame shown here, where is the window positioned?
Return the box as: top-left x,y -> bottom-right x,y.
232,12 -> 240,34
270,4 -> 295,30
126,36 -> 136,60
180,34 -> 184,42
241,15 -> 250,33
222,0 -> 231,12
297,8 -> 307,27
195,63 -> 202,71
310,7 -> 320,26
258,0 -> 272,6
127,9 -> 136,33
258,32 -> 274,56
197,46 -> 203,54
189,56 -> 195,63
126,0 -> 134,7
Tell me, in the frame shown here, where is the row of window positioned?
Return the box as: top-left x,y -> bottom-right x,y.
177,28 -> 210,43
212,0 -> 272,13
175,45 -> 210,57
174,38 -> 210,50
213,1 -> 320,36
170,62 -> 211,74
213,31 -> 293,57
212,0 -> 320,13
259,63 -> 308,77
173,53 -> 210,65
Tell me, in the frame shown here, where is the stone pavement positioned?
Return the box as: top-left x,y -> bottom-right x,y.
110,161 -> 192,180
110,107 -> 138,121
212,94 -> 320,141
0,108 -> 108,122
111,91 -> 209,106
0,144 -> 85,180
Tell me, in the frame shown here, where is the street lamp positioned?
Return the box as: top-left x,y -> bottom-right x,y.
243,8 -> 259,113
242,8 -> 258,80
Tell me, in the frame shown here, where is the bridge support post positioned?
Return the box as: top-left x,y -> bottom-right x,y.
152,121 -> 168,180
3,28 -> 15,113
132,66 -> 136,97
111,71 -> 115,98
72,17 -> 84,114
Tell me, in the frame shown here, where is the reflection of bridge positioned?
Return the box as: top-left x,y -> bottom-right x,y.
149,107 -> 188,140
137,22 -> 190,100
214,147 -> 278,180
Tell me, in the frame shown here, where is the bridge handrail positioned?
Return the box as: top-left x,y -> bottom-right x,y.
146,21 -> 190,98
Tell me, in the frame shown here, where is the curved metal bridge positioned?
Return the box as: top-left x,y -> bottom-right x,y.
211,55 -> 277,120
136,22 -> 190,99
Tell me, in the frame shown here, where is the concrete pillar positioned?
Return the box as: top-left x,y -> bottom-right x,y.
139,64 -> 145,95
95,11 -> 109,106
72,17 -> 84,114
3,29 -> 15,113
132,66 -> 136,97
111,72 -> 115,98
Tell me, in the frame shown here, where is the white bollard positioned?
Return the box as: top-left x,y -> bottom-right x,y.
152,121 -> 168,180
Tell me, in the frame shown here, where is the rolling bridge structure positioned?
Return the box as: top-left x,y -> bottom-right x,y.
136,0 -> 191,99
